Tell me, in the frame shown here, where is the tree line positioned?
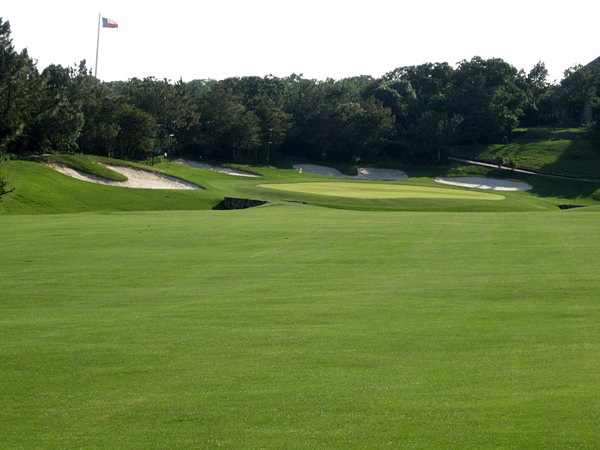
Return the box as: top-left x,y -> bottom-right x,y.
1,16 -> 600,177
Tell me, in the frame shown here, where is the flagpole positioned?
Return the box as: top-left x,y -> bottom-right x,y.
94,13 -> 101,78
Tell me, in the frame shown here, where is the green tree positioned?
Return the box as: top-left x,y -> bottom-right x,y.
521,61 -> 551,126
559,64 -> 599,124
408,111 -> 463,161
252,95 -> 291,162
219,76 -> 292,162
120,77 -> 199,154
283,77 -> 354,160
112,103 -> 157,159
0,18 -> 39,154
449,57 -> 528,144
77,83 -> 121,156
330,98 -> 395,161
365,79 -> 416,136
23,64 -> 84,153
365,63 -> 456,159
194,85 -> 261,161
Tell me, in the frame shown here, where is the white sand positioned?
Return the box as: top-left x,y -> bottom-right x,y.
434,176 -> 532,191
47,163 -> 203,190
293,164 -> 408,180
355,167 -> 409,180
175,159 -> 261,177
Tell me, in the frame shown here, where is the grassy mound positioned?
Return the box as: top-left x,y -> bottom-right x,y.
0,161 -> 218,214
2,206 -> 600,447
45,153 -> 128,182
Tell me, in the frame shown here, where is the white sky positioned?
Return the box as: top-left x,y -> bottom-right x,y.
3,0 -> 599,83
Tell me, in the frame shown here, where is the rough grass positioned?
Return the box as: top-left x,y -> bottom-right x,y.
2,206 -> 600,448
45,153 -> 128,181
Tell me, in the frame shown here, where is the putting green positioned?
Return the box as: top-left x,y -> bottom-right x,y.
259,182 -> 506,200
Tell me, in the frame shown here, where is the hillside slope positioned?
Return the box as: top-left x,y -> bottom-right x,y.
451,128 -> 600,179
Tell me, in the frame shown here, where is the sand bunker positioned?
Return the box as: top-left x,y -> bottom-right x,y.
293,164 -> 408,180
434,177 -> 532,191
48,163 -> 203,190
175,159 -> 261,177
355,167 -> 409,180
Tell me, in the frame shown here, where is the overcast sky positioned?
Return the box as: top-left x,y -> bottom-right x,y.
3,0 -> 599,83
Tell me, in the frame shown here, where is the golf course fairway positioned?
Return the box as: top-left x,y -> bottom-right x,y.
2,205 -> 600,448
260,182 -> 506,200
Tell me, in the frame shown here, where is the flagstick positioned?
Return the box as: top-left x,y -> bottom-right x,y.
94,13 -> 101,78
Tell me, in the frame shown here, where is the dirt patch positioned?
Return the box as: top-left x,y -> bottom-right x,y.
47,163 -> 203,190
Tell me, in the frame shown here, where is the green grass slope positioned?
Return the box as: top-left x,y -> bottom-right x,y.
0,161 -> 219,214
2,206 -> 600,447
452,132 -> 600,179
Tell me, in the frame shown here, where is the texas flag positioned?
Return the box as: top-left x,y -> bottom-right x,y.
102,17 -> 118,28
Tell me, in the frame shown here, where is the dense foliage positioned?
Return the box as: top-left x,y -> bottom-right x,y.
1,17 -> 600,164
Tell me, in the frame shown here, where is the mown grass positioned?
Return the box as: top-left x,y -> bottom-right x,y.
45,153 -> 128,182
452,138 -> 600,178
2,206 -> 600,448
260,181 -> 506,200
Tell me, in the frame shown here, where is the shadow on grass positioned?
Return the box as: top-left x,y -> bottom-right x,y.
452,138 -> 600,179
526,176 -> 600,201
538,140 -> 600,179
